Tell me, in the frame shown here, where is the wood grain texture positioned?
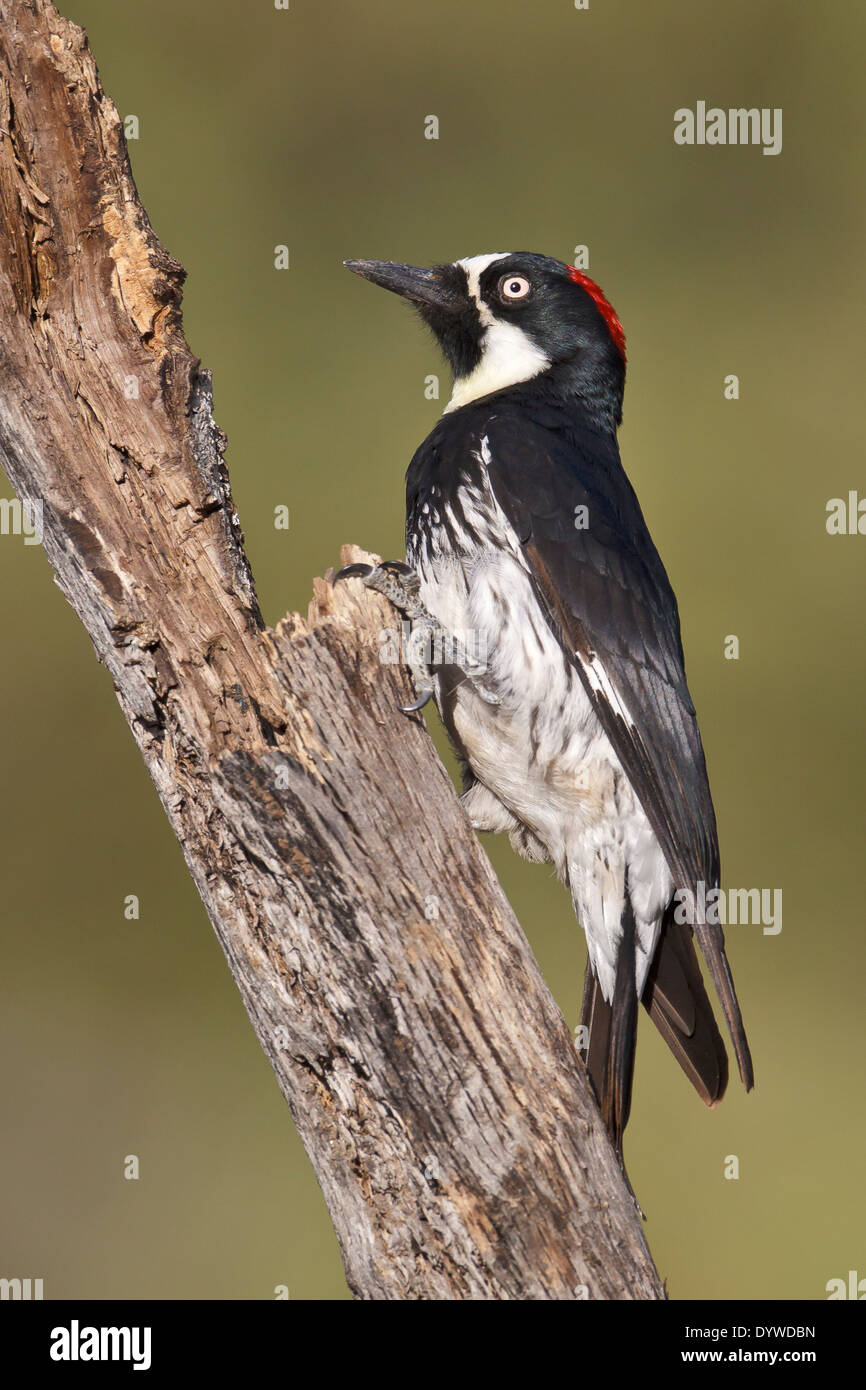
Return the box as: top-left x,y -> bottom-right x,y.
0,0 -> 664,1299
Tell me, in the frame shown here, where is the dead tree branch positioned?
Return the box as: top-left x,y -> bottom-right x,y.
0,0 -> 663,1299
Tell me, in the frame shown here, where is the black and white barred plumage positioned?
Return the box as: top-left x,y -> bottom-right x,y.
407,412 -> 676,1006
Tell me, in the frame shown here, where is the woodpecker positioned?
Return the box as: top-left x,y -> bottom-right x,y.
339,251 -> 753,1153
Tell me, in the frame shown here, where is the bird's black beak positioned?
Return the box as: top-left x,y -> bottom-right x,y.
344,259 -> 463,313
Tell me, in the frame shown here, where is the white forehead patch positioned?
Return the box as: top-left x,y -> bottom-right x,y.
446,252 -> 550,412
456,252 -> 510,312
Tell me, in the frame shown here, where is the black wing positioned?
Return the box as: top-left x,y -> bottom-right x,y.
479,404 -> 753,1089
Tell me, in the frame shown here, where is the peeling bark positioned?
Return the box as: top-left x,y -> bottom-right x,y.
0,0 -> 664,1299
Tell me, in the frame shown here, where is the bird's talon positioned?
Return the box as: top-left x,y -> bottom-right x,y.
398,690 -> 433,714
333,562 -> 373,583
379,559 -> 414,576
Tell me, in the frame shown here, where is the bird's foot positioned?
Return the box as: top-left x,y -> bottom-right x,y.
333,559 -> 498,714
334,560 -> 425,618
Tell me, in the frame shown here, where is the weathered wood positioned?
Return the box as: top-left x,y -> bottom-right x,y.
0,0 -> 664,1298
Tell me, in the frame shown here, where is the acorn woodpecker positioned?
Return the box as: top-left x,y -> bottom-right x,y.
339,251 -> 753,1153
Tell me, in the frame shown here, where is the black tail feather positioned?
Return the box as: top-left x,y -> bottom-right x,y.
580,896 -> 638,1154
693,920 -> 754,1092
581,901 -> 739,1147
643,906 -> 729,1105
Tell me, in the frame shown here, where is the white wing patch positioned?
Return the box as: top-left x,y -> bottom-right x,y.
577,651 -> 637,730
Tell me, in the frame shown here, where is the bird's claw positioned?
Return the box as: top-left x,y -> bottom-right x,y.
333,561 -> 374,583
332,558 -> 495,717
397,690 -> 433,714
378,559 -> 414,576
333,560 -> 422,608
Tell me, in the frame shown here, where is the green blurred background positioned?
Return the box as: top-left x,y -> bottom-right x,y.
1,0 -> 863,1300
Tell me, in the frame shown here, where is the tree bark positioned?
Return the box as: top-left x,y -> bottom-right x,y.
0,0 -> 664,1299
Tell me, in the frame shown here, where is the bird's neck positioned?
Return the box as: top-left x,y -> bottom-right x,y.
544,354 -> 624,435
474,362 -> 622,442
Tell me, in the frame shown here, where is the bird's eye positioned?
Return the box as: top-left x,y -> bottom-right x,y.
498,274 -> 531,302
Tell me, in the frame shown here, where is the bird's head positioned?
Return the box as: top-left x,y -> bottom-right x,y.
344,251 -> 626,429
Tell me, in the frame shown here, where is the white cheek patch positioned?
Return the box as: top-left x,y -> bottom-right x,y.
446,252 -> 551,411
446,320 -> 551,412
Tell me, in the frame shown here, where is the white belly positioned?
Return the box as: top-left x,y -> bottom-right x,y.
414,544 -> 672,1000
